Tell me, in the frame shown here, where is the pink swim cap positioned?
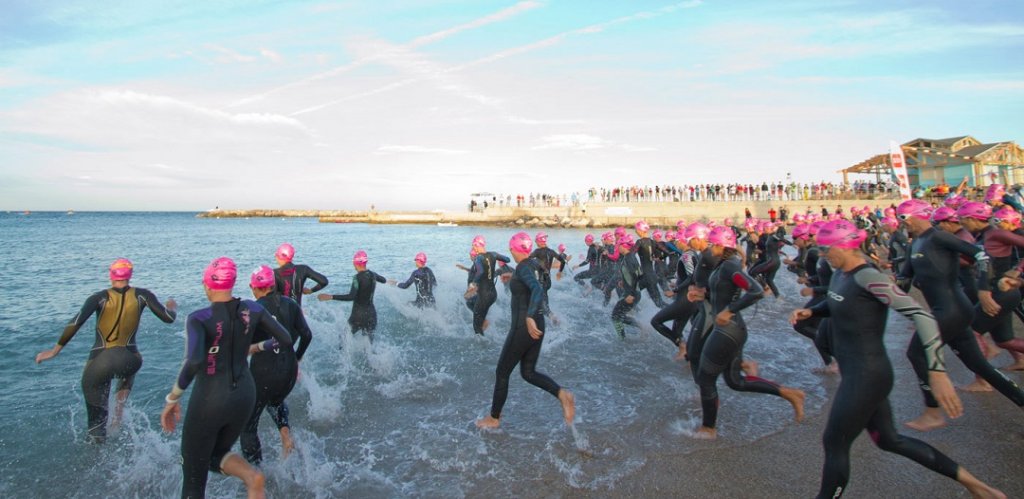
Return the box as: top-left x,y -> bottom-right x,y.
862,205 -> 871,214
602,232 -> 614,243
584,234 -> 595,245
353,250 -> 368,266
472,235 -> 486,250
809,220 -> 827,236
635,220 -> 650,233
665,231 -> 676,242
614,226 -> 627,237
708,226 -> 737,249
510,232 -> 534,254
957,201 -> 992,221
275,243 -> 295,263
993,207 -> 1022,226
203,257 -> 237,290
535,232 -> 548,244
931,206 -> 959,223
676,220 -> 686,230
850,207 -> 861,216
250,265 -> 275,288
415,252 -> 427,265
897,199 -> 933,220
816,221 -> 867,250
881,217 -> 899,231
883,207 -> 896,218
618,234 -> 636,250
943,196 -> 966,209
109,258 -> 133,281
558,243 -> 566,253
723,217 -> 734,226
792,223 -> 810,240
985,184 -> 1006,203
652,230 -> 663,242
792,214 -> 805,224
684,222 -> 710,242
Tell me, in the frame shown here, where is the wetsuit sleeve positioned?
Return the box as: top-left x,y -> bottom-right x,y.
427,268 -> 437,287
397,271 -> 416,289
727,265 -> 764,313
136,288 -> 177,323
332,276 -> 359,301
665,242 -> 683,256
302,265 -> 329,293
808,297 -> 831,318
373,272 -> 387,284
470,255 -> 486,285
290,301 -> 313,361
494,253 -> 511,264
854,267 -> 946,372
175,314 -> 207,391
256,305 -> 294,350
683,252 -> 697,277
521,263 -> 546,318
57,292 -> 104,346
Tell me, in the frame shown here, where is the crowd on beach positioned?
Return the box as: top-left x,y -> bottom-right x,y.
36,182 -> 1024,499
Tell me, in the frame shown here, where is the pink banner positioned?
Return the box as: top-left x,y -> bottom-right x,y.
889,140 -> 912,200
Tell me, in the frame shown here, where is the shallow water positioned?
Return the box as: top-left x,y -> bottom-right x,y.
0,212 -> 830,497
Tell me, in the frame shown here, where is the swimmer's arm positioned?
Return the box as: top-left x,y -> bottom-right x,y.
256,306 -> 293,350
56,292 -> 104,347
727,268 -> 764,313
174,314 -> 207,394
303,266 -> 329,294
494,253 -> 511,264
293,306 -> 313,362
331,277 -> 359,301
856,267 -> 946,372
137,288 -> 177,323
373,272 -> 387,284
427,268 -> 437,287
522,264 -> 546,318
396,272 -> 415,289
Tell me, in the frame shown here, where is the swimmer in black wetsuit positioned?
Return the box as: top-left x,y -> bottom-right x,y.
36,259 -> 177,443
476,232 -> 575,430
241,266 -> 313,465
529,232 -> 566,316
573,234 -> 601,289
693,227 -> 805,439
273,243 -> 329,307
787,224 -> 837,372
896,200 -> 1024,432
393,252 -> 437,308
968,207 -> 1024,379
790,220 -> 1005,499
634,220 -> 667,307
650,223 -> 708,359
611,234 -> 643,339
318,250 -> 387,341
465,241 -> 511,335
749,222 -> 784,298
160,257 -> 293,499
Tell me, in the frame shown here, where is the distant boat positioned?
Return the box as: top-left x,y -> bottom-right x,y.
67,210 -> 75,215
437,222 -> 458,227
21,211 -> 29,215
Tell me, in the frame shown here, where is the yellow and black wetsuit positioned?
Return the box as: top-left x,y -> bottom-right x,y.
58,286 -> 176,441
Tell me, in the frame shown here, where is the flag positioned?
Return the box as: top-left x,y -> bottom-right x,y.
889,141 -> 912,200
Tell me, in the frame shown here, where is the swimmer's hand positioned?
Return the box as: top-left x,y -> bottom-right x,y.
317,294 -> 333,302
928,371 -> 963,419
686,286 -> 706,302
464,284 -> 478,299
998,277 -> 1021,292
35,345 -> 62,364
978,290 -> 1001,316
161,400 -> 181,433
387,279 -> 398,286
556,272 -> 563,281
789,308 -> 812,325
302,287 -> 313,295
715,310 -> 734,326
625,295 -> 635,305
500,274 -> 512,284
526,317 -> 543,340
165,298 -> 178,313
664,289 -> 675,298
800,287 -> 814,297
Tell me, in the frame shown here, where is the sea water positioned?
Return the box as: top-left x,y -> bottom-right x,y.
0,212 -> 829,498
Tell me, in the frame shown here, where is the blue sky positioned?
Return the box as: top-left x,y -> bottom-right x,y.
1,0 -> 1022,210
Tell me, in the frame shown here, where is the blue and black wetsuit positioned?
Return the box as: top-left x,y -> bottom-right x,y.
635,237 -> 666,307
175,299 -> 292,499
487,257 -> 561,419
330,270 -> 388,340
469,252 -> 511,335
241,292 -> 312,464
810,264 -> 959,499
901,227 -> 1024,408
57,286 -> 176,441
612,252 -> 643,339
274,262 -> 328,307
697,253 -> 788,430
397,266 -> 437,308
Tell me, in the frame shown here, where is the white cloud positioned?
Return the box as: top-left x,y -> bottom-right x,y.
375,145 -> 469,155
260,48 -> 282,63
532,134 -> 656,152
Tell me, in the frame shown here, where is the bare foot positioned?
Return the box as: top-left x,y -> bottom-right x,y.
692,426 -> 717,440
780,387 -> 806,422
482,319 -> 490,332
1002,359 -> 1024,371
741,360 -> 759,377
674,344 -> 687,361
960,378 -> 994,392
558,389 -> 576,426
475,415 -> 500,429
904,409 -> 947,432
279,427 -> 294,459
958,468 -> 1007,499
221,454 -> 266,499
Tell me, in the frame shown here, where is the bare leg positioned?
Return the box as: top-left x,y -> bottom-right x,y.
740,360 -> 759,377
110,389 -> 130,430
780,386 -> 805,422
960,375 -> 994,393
1002,351 -> 1024,371
693,426 -> 717,440
904,407 -> 947,432
674,343 -> 687,361
558,389 -> 575,427
220,453 -> 266,499
957,467 -> 1007,499
279,427 -> 294,459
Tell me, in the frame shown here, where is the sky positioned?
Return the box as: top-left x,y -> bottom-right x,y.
1,0 -> 1022,211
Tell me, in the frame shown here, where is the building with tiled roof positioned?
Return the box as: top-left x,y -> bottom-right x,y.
842,135 -> 1024,187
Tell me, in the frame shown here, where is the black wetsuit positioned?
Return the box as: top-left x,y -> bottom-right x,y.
488,257 -> 561,419
530,246 -> 566,311
685,249 -> 720,378
697,254 -> 787,430
888,228 -> 910,273
469,252 -> 511,335
331,269 -> 388,339
612,251 -> 643,339
749,233 -> 783,297
175,299 -> 293,499
397,266 -> 437,308
791,246 -> 834,365
741,233 -> 759,268
650,249 -> 700,348
241,292 -> 312,464
810,264 -> 959,499
574,243 -> 601,285
972,228 -> 1024,354
274,262 -> 328,307
57,286 -> 176,441
636,236 -> 666,307
599,244 -> 622,305
901,228 -> 1024,408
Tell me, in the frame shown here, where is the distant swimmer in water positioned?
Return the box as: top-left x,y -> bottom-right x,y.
318,250 -> 387,342
241,266 -> 313,465
36,259 -> 177,443
634,221 -> 667,307
611,234 -> 643,339
572,234 -> 602,291
476,232 -> 575,430
529,232 -> 566,318
790,221 -> 1005,499
273,243 -> 329,307
160,257 -> 293,499
392,252 -> 437,308
464,237 -> 511,335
